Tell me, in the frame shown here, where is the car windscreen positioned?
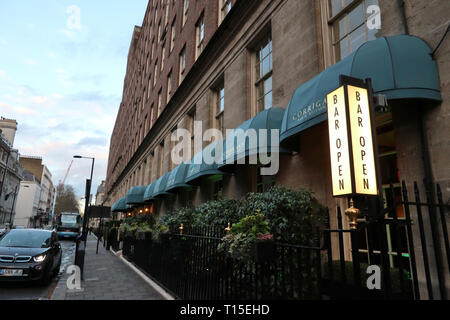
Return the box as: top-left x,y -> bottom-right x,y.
61,215 -> 78,224
0,231 -> 51,248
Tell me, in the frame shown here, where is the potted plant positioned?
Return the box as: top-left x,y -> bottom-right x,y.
136,221 -> 152,240
218,211 -> 272,263
252,233 -> 275,263
151,222 -> 170,243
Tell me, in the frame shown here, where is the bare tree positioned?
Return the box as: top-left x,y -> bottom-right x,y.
54,184 -> 79,215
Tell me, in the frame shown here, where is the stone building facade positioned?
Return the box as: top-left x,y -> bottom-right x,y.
0,119 -> 23,225
105,0 -> 450,298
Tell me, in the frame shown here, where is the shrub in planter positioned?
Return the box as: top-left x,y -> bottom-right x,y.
158,206 -> 196,231
252,234 -> 275,264
239,186 -> 328,245
151,222 -> 170,243
192,198 -> 242,228
218,211 -> 272,263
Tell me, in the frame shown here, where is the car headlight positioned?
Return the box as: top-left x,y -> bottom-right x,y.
33,254 -> 46,263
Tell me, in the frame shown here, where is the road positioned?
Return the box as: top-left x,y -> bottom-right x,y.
0,240 -> 76,300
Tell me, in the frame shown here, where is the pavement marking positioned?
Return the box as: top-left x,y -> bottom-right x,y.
119,255 -> 175,300
85,277 -> 100,282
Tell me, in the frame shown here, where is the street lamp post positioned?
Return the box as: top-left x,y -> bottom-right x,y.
73,155 -> 95,244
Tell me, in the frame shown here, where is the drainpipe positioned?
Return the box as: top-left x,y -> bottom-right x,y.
398,0 -> 409,35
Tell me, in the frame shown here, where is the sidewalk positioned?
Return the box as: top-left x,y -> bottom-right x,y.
51,235 -> 166,300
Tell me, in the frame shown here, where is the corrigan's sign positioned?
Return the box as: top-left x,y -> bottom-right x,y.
327,78 -> 378,197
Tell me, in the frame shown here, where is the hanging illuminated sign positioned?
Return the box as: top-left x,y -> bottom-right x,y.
327,77 -> 379,197
327,86 -> 352,196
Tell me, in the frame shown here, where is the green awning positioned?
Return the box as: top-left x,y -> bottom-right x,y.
165,162 -> 192,192
280,35 -> 442,143
143,182 -> 156,202
126,186 -> 146,205
111,197 -> 127,212
185,142 -> 225,184
151,173 -> 171,198
218,107 -> 287,168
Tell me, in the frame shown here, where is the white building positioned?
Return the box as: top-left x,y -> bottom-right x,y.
14,170 -> 41,227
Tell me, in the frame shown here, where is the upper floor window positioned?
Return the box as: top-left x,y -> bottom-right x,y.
164,0 -> 170,26
170,18 -> 176,52
161,44 -> 166,71
255,34 -> 273,112
195,13 -> 205,60
183,0 -> 189,26
215,82 -> 225,135
219,0 -> 232,23
329,0 -> 379,61
167,70 -> 173,104
179,45 -> 186,85
157,88 -> 163,116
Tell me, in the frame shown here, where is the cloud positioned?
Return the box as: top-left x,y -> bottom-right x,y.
23,58 -> 38,66
76,137 -> 108,147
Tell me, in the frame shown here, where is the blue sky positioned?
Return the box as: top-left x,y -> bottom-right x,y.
0,1 -> 148,200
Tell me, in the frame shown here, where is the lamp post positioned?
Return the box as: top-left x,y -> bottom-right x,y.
73,155 -> 95,244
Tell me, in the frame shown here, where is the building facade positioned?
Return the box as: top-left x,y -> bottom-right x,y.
14,170 -> 42,228
105,0 -> 450,298
0,118 -> 23,225
95,180 -> 106,206
19,156 -> 55,227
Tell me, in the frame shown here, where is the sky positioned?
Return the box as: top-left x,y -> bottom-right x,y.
0,1 -> 149,201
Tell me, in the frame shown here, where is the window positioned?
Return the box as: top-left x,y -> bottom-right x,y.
150,103 -> 155,125
183,0 -> 189,26
148,77 -> 152,99
161,44 -> 166,71
329,0 -> 379,61
170,126 -> 177,170
215,82 -> 225,135
158,142 -> 164,176
219,0 -> 232,23
170,19 -> 176,52
179,45 -> 186,85
167,70 -> 173,104
144,114 -> 148,134
257,167 -> 275,193
142,88 -> 146,110
153,60 -> 158,87
158,21 -> 161,42
255,34 -> 273,112
195,13 -> 205,60
157,89 -> 163,116
187,108 -> 196,158
151,39 -> 155,60
164,0 -> 170,26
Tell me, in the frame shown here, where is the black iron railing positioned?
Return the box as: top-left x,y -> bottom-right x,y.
115,180 -> 448,300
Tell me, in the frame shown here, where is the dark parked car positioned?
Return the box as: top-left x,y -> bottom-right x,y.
0,229 -> 62,284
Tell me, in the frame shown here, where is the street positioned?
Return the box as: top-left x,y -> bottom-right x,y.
0,240 -> 75,300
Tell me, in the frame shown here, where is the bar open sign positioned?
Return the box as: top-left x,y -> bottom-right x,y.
327,78 -> 379,197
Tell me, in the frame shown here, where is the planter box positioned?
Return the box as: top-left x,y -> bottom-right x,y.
159,233 -> 170,243
125,230 -> 136,239
136,231 -> 152,240
252,241 -> 275,264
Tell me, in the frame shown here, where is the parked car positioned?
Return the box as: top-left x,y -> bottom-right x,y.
0,229 -> 62,284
